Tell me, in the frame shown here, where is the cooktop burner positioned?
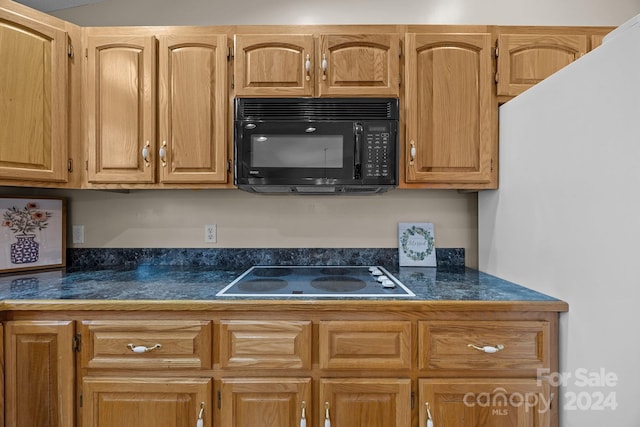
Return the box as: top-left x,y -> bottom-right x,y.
216,266 -> 415,297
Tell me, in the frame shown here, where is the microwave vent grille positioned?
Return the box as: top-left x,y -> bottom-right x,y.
236,98 -> 398,120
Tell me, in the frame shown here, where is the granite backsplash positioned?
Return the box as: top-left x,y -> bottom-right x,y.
66,248 -> 465,271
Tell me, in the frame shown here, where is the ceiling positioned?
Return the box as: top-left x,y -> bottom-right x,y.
14,0 -> 104,12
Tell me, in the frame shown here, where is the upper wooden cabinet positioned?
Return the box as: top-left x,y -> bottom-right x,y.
403,32 -> 497,189
234,33 -> 400,97
86,30 -> 228,186
0,8 -> 68,183
496,32 -> 588,97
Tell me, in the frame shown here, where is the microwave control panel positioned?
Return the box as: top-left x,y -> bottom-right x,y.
363,123 -> 393,179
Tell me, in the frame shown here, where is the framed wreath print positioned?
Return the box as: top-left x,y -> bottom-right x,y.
0,196 -> 66,273
398,222 -> 436,267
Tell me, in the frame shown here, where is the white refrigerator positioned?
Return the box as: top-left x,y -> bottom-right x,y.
479,16 -> 640,426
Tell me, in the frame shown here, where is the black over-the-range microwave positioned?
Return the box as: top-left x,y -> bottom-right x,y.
234,98 -> 399,194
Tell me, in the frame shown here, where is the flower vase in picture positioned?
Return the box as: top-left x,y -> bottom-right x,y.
2,202 -> 52,265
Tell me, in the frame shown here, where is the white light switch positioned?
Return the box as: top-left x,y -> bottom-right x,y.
72,225 -> 84,244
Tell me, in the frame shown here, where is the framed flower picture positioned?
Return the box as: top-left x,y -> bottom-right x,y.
0,196 -> 66,273
398,222 -> 437,267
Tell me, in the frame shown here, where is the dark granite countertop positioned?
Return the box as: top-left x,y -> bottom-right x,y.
0,264 -> 563,305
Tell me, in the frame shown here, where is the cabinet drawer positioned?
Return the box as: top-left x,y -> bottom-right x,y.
319,321 -> 411,369
220,320 -> 312,369
418,320 -> 549,375
81,320 -> 212,369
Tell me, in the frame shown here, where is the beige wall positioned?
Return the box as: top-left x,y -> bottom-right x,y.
1,187 -> 479,266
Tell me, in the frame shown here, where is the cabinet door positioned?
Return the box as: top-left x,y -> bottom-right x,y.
317,33 -> 400,97
497,33 -> 588,96
420,378 -> 551,427
82,377 -> 211,427
235,34 -> 315,96
0,9 -> 68,183
220,377 -> 311,427
86,33 -> 156,183
158,34 -> 228,184
4,320 -> 75,427
319,378 -> 411,427
404,33 -> 496,187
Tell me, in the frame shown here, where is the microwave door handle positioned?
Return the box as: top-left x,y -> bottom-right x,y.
354,123 -> 363,179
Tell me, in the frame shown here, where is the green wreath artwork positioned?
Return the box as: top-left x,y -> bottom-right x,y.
400,226 -> 435,261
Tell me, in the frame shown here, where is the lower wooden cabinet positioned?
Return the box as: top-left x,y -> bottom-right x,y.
219,377 -> 311,427
0,309 -> 563,427
82,377 -> 212,427
420,378 -> 551,427
3,320 -> 75,427
319,378 -> 412,427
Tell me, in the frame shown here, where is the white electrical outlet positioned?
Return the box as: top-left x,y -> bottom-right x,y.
205,224 -> 217,243
72,225 -> 84,244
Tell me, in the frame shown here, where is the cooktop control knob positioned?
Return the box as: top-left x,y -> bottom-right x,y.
370,268 -> 383,276
376,275 -> 388,282
381,279 -> 396,288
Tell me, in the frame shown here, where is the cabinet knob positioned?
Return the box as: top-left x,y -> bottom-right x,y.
324,402 -> 331,427
196,402 -> 205,427
425,402 -> 434,427
127,343 -> 162,353
142,141 -> 151,167
467,343 -> 505,353
409,140 -> 416,165
305,54 -> 311,81
321,53 -> 328,81
159,141 -> 168,167
300,401 -> 307,427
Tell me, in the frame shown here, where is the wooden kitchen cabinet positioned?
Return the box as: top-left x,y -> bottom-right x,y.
219,377 -> 311,426
0,7 -> 68,183
420,379 -> 551,426
496,32 -> 588,97
418,319 -> 553,426
80,319 -> 213,427
3,320 -> 75,427
320,378 -> 412,427
234,32 -> 400,97
403,32 -> 497,188
86,30 -> 228,186
82,377 -> 212,427
0,301 -> 564,427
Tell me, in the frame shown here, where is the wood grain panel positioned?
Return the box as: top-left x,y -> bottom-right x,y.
4,320 -> 74,427
319,320 -> 411,369
82,377 -> 211,427
235,34 -> 314,96
319,378 -> 411,427
220,320 -> 311,369
419,320 -> 550,375
220,377 -> 311,427
405,32 -> 495,186
420,378 -> 550,427
158,34 -> 228,183
81,319 -> 212,369
318,33 -> 399,96
0,9 -> 67,182
497,33 -> 588,96
86,33 -> 156,183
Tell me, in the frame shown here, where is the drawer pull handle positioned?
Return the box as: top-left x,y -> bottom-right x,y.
467,343 -> 505,353
197,402 -> 205,427
127,343 -> 162,353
